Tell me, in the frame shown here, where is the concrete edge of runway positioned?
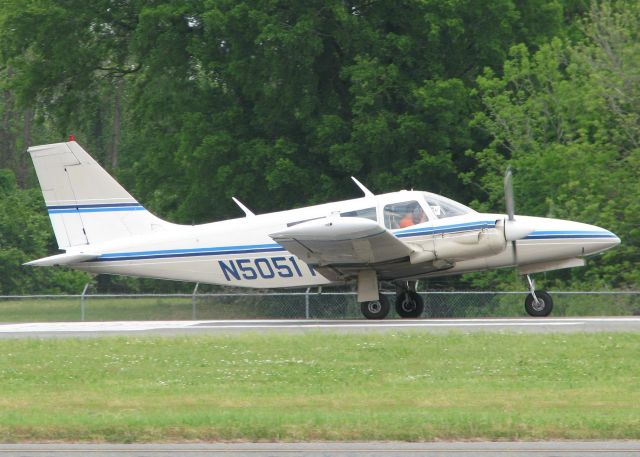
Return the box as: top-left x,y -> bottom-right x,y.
1,316 -> 640,338
0,441 -> 640,456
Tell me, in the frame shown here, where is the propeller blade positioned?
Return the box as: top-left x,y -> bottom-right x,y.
504,166 -> 515,221
504,166 -> 518,267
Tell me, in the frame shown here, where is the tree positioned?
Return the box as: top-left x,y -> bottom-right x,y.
0,169 -> 90,293
468,1 -> 639,289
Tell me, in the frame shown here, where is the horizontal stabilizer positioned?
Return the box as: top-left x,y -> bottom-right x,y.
25,252 -> 98,267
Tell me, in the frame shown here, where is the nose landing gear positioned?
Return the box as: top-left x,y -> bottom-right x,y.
524,274 -> 554,317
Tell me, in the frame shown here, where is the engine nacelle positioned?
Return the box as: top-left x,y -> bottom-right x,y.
433,226 -> 506,262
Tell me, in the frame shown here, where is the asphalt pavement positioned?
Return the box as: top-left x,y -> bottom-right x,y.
1,442 -> 640,456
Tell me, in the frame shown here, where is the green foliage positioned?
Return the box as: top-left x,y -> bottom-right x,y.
114,0 -> 573,221
0,169 -> 90,293
468,1 -> 640,289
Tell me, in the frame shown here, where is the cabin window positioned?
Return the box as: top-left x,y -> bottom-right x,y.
340,207 -> 377,222
383,200 -> 427,229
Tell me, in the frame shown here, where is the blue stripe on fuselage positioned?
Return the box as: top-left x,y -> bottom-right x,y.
47,203 -> 145,214
97,244 -> 286,262
395,220 -> 497,238
523,230 -> 617,240
89,223 -> 616,263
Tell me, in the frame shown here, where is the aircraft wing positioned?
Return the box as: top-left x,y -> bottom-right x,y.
269,216 -> 414,273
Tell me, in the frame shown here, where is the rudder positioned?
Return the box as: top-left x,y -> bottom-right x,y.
28,141 -> 171,248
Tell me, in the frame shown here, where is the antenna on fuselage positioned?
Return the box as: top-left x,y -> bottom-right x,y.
232,197 -> 255,217
351,177 -> 375,198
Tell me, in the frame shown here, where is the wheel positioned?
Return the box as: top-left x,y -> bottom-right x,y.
395,290 -> 425,318
361,294 -> 390,320
524,290 -> 553,317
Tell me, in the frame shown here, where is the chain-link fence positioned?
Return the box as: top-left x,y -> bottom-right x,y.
1,290 -> 638,322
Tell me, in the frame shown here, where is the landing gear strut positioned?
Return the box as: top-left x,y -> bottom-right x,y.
524,275 -> 553,317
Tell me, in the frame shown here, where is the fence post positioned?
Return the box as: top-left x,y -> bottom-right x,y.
305,287 -> 311,319
80,282 -> 91,321
192,282 -> 200,320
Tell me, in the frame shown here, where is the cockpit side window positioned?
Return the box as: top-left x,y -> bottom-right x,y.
423,194 -> 470,219
384,200 -> 427,229
340,207 -> 377,222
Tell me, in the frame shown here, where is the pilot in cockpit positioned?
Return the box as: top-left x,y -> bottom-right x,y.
399,204 -> 427,228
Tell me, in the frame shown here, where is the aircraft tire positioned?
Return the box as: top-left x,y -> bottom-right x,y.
361,295 -> 390,320
395,291 -> 425,318
524,290 -> 553,317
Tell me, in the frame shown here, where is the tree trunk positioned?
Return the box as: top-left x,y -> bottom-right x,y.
1,67 -> 15,169
110,78 -> 124,169
18,107 -> 33,187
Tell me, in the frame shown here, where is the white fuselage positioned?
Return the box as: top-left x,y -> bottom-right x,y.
68,190 -> 620,288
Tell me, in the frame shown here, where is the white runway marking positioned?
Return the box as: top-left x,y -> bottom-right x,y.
0,321 -> 197,333
193,321 -> 586,329
1,317 -> 639,334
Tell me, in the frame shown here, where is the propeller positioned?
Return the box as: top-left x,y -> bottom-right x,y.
504,166 -> 517,265
503,166 -> 534,265
504,166 -> 515,222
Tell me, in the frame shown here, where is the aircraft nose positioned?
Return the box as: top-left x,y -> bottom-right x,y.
604,229 -> 621,248
578,223 -> 620,255
523,218 -> 620,257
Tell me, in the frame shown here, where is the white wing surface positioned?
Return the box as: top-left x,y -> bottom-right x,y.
270,216 -> 412,266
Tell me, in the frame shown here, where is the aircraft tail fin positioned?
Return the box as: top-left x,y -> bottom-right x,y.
28,141 -> 172,249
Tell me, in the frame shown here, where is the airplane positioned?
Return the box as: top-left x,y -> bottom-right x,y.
25,140 -> 620,319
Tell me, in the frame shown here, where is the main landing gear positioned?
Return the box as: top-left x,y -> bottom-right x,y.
360,295 -> 390,320
395,282 -> 425,318
524,274 -> 554,317
360,281 -> 425,319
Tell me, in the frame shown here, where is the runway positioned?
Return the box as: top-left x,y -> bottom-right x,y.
1,316 -> 639,338
0,442 -> 639,456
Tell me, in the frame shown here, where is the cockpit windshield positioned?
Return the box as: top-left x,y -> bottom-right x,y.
421,192 -> 475,219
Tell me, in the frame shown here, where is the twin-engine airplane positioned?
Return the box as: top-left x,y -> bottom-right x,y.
26,140 -> 620,319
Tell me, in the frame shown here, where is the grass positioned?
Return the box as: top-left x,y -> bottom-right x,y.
0,297 -> 195,322
2,292 -> 639,322
0,332 -> 638,442
0,296 -> 327,321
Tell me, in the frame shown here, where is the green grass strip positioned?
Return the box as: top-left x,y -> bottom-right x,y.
0,332 -> 638,442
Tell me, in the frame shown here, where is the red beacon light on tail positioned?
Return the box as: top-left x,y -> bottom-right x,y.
69,134 -> 75,141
